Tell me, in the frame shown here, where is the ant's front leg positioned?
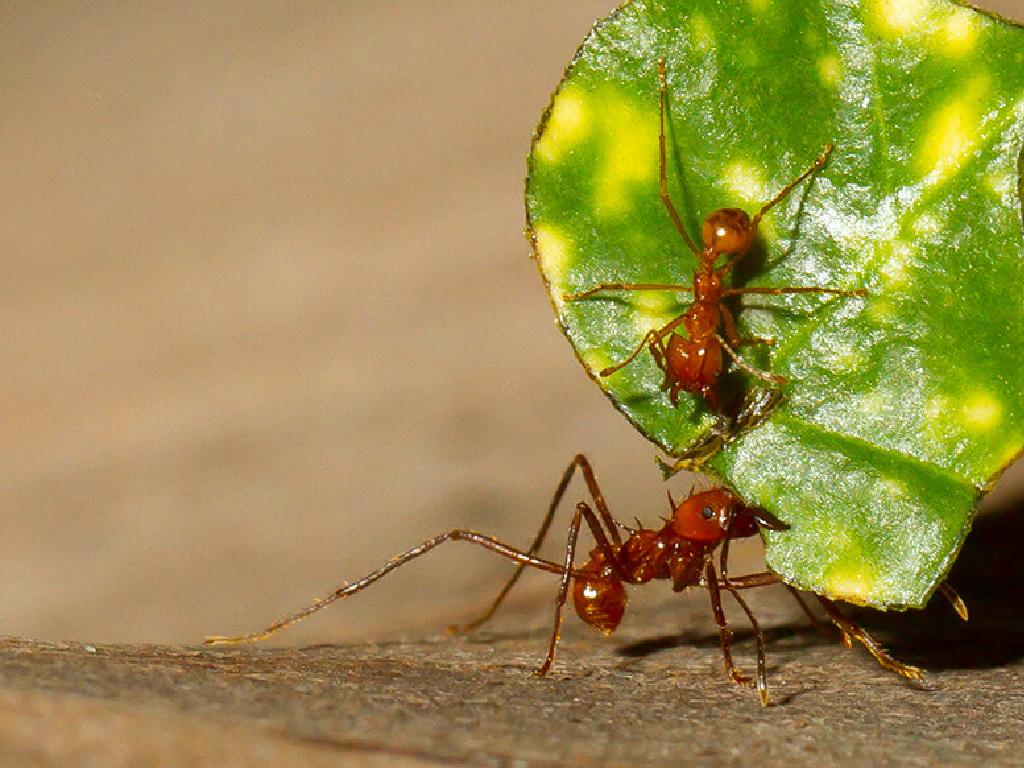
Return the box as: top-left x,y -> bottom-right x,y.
705,559 -> 752,687
718,534 -> 769,706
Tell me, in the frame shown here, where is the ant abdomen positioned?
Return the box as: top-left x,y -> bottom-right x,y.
573,559 -> 626,634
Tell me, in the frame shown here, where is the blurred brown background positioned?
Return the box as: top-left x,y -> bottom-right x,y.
1,1 -> 1023,647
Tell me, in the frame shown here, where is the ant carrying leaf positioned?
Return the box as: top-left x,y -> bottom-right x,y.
205,455 -> 966,706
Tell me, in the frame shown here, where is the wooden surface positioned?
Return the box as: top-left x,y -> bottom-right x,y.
3,506 -> 1024,767
1,594 -> 1022,767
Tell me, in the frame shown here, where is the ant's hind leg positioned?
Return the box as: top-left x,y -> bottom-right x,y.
938,582 -> 969,621
204,530 -> 570,647
816,596 -> 924,680
452,455 -> 624,634
601,313 -> 686,377
537,501 -> 622,676
720,304 -> 773,348
716,334 -> 787,386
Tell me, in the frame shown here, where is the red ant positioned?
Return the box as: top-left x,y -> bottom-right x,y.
565,61 -> 867,411
205,455 -> 964,706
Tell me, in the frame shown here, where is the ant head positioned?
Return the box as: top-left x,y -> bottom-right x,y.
670,489 -> 790,544
669,488 -> 736,544
702,208 -> 752,255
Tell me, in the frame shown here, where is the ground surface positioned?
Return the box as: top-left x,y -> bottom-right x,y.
3,509 -> 1024,768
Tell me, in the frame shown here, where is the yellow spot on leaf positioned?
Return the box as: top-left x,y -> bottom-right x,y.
925,395 -> 948,421
942,8 -> 979,55
582,348 -> 614,377
533,224 -> 571,293
912,213 -> 942,235
723,160 -> 769,205
868,0 -> 932,37
986,172 -> 1012,196
817,55 -> 843,88
867,298 -> 894,324
820,339 -> 861,373
634,292 -> 680,334
915,80 -> 987,183
881,478 -> 907,500
535,86 -> 589,164
826,565 -> 876,604
594,96 -> 658,216
748,0 -> 770,11
962,392 -> 1001,430
691,15 -> 715,51
879,240 -> 916,286
858,391 -> 887,415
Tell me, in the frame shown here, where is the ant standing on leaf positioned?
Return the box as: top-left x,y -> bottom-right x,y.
565,60 -> 867,412
205,455 -> 962,706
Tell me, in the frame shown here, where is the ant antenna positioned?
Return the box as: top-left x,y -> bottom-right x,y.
657,58 -> 700,256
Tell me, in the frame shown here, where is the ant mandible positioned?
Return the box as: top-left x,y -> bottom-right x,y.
565,60 -> 867,411
205,455 -> 963,706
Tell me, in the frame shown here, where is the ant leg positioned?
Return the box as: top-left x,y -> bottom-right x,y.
602,315 -> 687,377
454,455 -> 624,634
719,534 -> 770,706
750,143 -> 834,231
720,304 -> 773,348
564,283 -> 693,302
204,530 -> 571,646
718,571 -> 780,589
705,560 -> 752,688
649,332 -> 670,374
815,596 -> 924,680
937,582 -> 969,621
724,286 -> 867,299
785,585 -> 835,637
537,501 -> 621,676
716,334 -> 788,385
657,58 -> 700,256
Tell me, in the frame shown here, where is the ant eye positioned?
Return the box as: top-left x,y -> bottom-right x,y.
701,506 -> 714,520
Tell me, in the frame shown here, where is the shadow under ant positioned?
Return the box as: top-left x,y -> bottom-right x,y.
616,622 -> 815,660
849,497 -> 1024,671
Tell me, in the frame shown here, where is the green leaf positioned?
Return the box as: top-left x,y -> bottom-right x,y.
525,0 -> 1024,608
